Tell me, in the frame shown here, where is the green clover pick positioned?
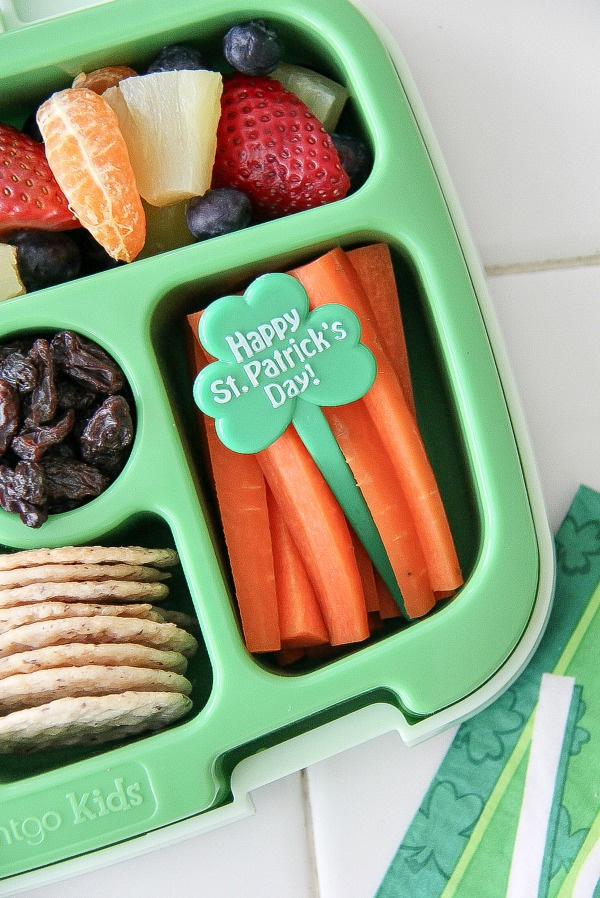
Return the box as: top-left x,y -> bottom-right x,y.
193,272 -> 402,605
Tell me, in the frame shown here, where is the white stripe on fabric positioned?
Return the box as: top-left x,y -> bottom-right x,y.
573,836 -> 600,898
506,672 -> 576,898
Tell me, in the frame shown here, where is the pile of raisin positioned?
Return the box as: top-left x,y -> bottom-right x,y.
0,331 -> 135,527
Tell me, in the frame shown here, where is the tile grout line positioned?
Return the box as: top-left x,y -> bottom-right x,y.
485,253 -> 600,278
300,768 -> 323,898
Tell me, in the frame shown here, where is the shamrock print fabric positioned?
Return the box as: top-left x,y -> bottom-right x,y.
376,483 -> 600,898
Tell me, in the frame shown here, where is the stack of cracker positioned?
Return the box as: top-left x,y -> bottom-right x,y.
0,545 -> 198,752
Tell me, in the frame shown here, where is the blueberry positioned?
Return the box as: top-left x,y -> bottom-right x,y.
223,20 -> 283,76
146,43 -> 206,74
186,189 -> 252,241
331,133 -> 371,192
6,230 -> 81,292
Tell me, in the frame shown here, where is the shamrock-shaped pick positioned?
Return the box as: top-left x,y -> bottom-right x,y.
193,273 -> 401,604
193,273 -> 376,452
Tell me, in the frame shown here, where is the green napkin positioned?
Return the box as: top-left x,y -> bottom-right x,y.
376,484 -> 600,898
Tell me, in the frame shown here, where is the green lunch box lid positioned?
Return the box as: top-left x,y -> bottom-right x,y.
0,0 -> 554,891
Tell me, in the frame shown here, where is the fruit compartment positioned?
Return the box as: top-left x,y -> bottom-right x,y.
0,3 -> 373,278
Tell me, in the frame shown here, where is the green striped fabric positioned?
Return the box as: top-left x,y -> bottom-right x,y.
376,484 -> 600,898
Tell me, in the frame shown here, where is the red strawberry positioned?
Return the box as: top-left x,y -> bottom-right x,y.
212,74 -> 350,218
0,123 -> 79,234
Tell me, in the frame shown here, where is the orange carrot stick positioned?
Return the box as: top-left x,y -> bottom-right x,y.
256,424 -> 370,646
351,530 -> 380,613
184,312 -> 280,653
325,399 -> 435,618
267,488 -> 329,649
347,242 -> 416,417
291,247 -> 462,595
368,611 -> 385,635
375,570 -> 404,620
276,647 -> 307,666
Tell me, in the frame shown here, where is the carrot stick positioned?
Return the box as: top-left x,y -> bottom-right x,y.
347,243 -> 416,417
325,399 -> 435,618
351,530 -> 380,613
256,424 -> 370,646
276,647 -> 307,666
368,611 -> 385,635
375,570 -> 404,620
184,312 -> 281,653
267,487 -> 329,649
291,247 -> 463,595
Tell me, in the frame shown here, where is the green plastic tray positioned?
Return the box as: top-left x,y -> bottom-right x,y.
0,0 -> 554,890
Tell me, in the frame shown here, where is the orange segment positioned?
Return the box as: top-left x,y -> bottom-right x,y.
36,88 -> 145,263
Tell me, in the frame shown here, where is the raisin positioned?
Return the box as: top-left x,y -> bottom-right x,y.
55,375 -> 97,411
27,339 -> 57,423
11,409 -> 75,461
0,330 -> 134,526
0,351 -> 39,393
0,341 -> 30,360
50,331 -> 124,394
18,503 -> 48,528
0,461 -> 47,528
80,395 -> 134,473
12,459 -> 45,504
0,380 -> 20,456
41,456 -> 109,503
45,440 -> 77,460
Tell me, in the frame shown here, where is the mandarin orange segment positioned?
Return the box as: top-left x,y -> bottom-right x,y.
36,88 -> 145,263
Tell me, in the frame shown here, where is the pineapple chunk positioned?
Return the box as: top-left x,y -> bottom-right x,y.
104,69 -> 223,207
0,244 -> 25,300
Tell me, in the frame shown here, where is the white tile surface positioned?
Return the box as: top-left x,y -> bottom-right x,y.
307,727 -> 457,898
6,0 -> 600,897
488,265 -> 600,533
360,0 -> 600,268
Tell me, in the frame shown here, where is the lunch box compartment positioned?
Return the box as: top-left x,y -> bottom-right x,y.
158,234 -> 482,673
0,510 -> 212,788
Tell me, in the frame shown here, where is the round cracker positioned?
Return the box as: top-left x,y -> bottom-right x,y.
150,607 -> 199,632
0,602 -> 164,635
0,579 -> 169,609
0,691 -> 192,752
0,665 -> 192,713
0,616 -> 199,658
0,643 -> 188,679
0,545 -> 179,571
0,562 -> 170,590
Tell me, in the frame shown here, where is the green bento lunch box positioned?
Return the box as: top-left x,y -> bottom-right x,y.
0,0 -> 554,890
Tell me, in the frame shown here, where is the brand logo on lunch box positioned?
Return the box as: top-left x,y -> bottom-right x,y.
0,763 -> 155,865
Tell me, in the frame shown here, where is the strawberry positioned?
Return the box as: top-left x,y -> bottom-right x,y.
212,74 -> 350,218
0,123 -> 79,234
